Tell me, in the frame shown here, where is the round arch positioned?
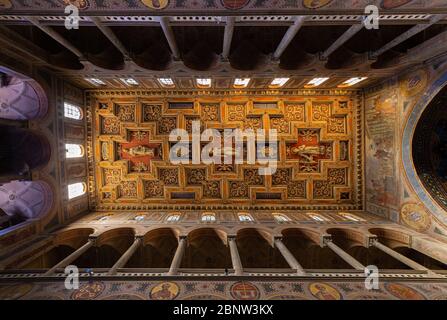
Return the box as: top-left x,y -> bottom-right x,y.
0,180 -> 53,220
402,70 -> 447,225
0,67 -> 48,120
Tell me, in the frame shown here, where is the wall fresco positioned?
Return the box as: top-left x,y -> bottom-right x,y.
366,57 -> 447,240
1,0 -> 446,14
0,279 -> 446,300
365,86 -> 399,214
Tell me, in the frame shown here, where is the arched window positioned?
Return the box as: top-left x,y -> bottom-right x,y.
308,213 -> 328,222
64,102 -> 83,120
133,214 -> 146,222
201,212 -> 216,222
68,182 -> 86,199
273,213 -> 290,223
167,214 -> 180,222
339,212 -> 365,222
238,213 -> 253,222
65,144 -> 84,158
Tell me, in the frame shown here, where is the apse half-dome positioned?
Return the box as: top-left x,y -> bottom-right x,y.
412,85 -> 447,211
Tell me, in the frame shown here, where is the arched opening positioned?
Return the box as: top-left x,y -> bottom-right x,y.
328,228 -> 409,270
78,228 -> 135,269
0,67 -> 48,120
236,228 -> 288,269
0,180 -> 53,221
181,228 -> 231,270
127,228 -> 178,269
64,102 -> 83,120
338,212 -> 366,222
367,228 -> 415,269
238,213 -> 253,222
68,182 -> 86,200
273,213 -> 291,223
166,213 -> 181,222
21,228 -> 94,270
22,245 -> 75,270
65,143 -> 84,158
201,212 -> 216,222
0,126 -> 51,176
393,247 -> 447,270
282,228 -> 351,270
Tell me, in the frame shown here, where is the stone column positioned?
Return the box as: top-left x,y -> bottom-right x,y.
228,236 -> 243,276
222,16 -> 235,61
272,16 -> 306,60
168,236 -> 187,276
108,236 -> 142,275
159,17 -> 180,60
371,239 -> 438,275
274,237 -> 306,275
323,236 -> 365,270
44,237 -> 96,276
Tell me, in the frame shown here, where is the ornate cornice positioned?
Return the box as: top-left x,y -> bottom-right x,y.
86,89 -> 360,98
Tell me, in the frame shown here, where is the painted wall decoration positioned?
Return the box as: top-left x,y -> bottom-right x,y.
150,282 -> 180,300
2,0 -> 446,13
400,203 -> 431,232
309,282 -> 341,300
365,58 -> 447,239
0,279 -> 446,300
0,77 -> 48,120
365,87 -> 399,212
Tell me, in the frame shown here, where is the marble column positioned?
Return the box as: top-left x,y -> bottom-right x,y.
228,236 -> 243,276
159,17 -> 180,60
168,236 -> 187,275
371,239 -> 437,275
44,237 -> 96,276
272,16 -> 306,60
222,16 -> 235,61
108,236 -> 142,275
274,237 -> 306,275
324,237 -> 365,270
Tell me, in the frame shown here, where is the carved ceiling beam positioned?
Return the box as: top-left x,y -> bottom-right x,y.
89,16 -> 131,61
221,16 -> 235,61
25,16 -> 84,59
320,22 -> 364,60
0,25 -> 49,64
272,16 -> 306,61
159,16 -> 181,60
387,30 -> 447,66
370,14 -> 447,59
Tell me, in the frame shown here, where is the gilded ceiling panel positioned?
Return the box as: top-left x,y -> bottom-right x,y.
88,93 -> 362,211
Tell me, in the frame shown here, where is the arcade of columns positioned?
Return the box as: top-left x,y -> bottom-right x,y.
6,223 -> 445,278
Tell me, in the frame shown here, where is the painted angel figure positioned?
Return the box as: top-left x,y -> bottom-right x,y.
122,145 -> 155,157
290,144 -> 325,163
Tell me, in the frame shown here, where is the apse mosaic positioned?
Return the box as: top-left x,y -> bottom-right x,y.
89,94 -> 362,210
1,279 -> 446,300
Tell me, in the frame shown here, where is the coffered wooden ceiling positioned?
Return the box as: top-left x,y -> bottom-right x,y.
88,91 -> 362,211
